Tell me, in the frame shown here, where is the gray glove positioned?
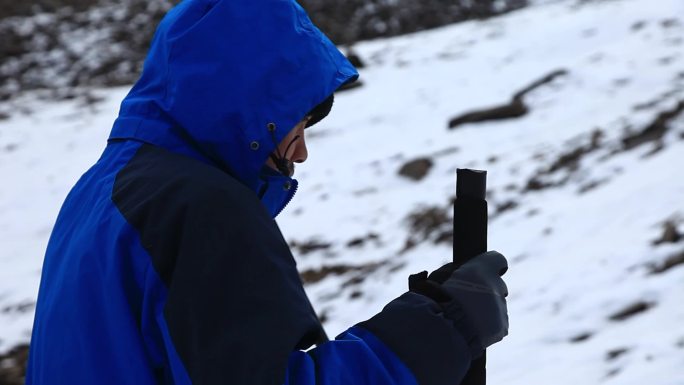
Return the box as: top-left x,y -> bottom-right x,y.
409,251 -> 509,355
357,251 -> 508,385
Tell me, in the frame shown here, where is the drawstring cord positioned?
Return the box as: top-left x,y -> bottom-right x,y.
266,116 -> 309,176
268,128 -> 301,176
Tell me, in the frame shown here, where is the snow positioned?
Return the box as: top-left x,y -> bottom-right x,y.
1,0 -> 683,383
0,88 -> 129,349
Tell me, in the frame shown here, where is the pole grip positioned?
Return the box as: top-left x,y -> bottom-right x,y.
453,168 -> 488,385
453,169 -> 488,265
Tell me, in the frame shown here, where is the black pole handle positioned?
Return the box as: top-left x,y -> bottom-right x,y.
453,169 -> 488,385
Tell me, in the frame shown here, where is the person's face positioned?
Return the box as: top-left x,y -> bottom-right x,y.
265,116 -> 310,177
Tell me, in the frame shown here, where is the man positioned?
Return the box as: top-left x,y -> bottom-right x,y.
26,0 -> 509,384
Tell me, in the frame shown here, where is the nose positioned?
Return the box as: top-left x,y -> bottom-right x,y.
291,134 -> 308,163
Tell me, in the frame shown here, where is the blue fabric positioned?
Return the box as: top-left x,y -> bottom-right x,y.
27,141 -> 203,385
285,327 -> 418,385
27,141 -> 167,385
109,0 -> 358,217
26,0 -> 423,384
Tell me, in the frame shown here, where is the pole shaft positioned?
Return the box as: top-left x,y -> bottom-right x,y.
453,168 -> 488,385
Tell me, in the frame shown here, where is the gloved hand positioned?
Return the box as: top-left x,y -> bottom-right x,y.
356,251 -> 509,385
409,251 -> 509,355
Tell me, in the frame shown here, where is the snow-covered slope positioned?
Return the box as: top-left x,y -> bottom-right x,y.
1,0 -> 683,383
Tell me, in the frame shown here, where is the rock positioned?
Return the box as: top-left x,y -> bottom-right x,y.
609,301 -> 655,321
661,18 -> 681,29
345,48 -> 365,68
524,177 -> 555,191
569,332 -> 593,343
630,20 -> 647,32
606,347 -> 630,361
0,344 -> 29,385
494,200 -> 518,216
652,220 -> 682,245
398,157 -> 434,181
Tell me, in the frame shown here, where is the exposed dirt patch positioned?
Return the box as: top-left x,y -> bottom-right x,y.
605,367 -> 621,379
3,144 -> 18,153
548,130 -> 603,174
344,48 -> 365,69
522,129 -> 604,193
661,18 -> 681,29
569,331 -> 593,343
299,262 -> 385,285
346,233 -> 381,248
317,309 -> 330,324
516,89 -> 684,195
633,88 -> 683,112
0,344 -> 28,385
621,100 -> 684,152
631,20 -> 647,32
609,301 -> 655,322
0,0 -> 529,112
520,96 -> 684,196
0,0 -> 178,105
0,0 -> 96,18
1,301 -> 35,314
577,178 -> 609,194
402,205 -> 452,252
398,157 -> 434,181
677,337 -> 684,349
448,69 -> 568,129
648,250 -> 684,275
652,220 -> 682,245
290,239 -> 333,256
493,200 -> 519,217
606,347 -> 630,361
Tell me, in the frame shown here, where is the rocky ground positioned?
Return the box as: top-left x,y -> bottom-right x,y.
0,0 -> 526,119
0,346 -> 27,385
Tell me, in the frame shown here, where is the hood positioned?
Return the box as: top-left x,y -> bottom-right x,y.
109,0 -> 358,212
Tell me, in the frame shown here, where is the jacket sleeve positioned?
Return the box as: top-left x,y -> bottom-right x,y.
285,327 -> 416,385
284,292 -> 473,385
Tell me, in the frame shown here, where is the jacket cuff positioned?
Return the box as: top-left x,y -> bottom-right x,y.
357,292 -> 472,385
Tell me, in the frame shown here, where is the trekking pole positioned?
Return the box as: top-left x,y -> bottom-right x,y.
453,168 -> 488,385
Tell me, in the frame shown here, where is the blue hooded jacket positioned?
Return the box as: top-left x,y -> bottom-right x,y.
26,1 -> 474,384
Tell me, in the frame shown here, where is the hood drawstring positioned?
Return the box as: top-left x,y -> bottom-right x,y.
267,125 -> 300,176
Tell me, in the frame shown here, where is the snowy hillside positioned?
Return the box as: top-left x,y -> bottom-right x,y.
2,0 -> 684,383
